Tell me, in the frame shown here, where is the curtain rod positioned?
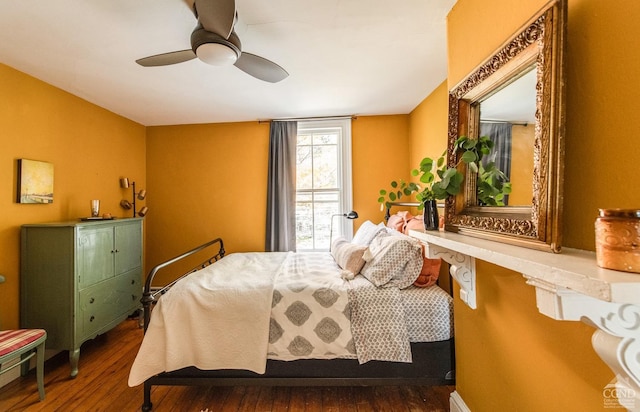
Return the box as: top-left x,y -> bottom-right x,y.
258,115 -> 357,124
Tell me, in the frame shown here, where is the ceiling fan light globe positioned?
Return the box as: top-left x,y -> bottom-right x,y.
196,43 -> 238,66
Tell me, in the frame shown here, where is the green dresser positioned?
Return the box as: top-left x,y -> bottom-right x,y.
20,218 -> 143,377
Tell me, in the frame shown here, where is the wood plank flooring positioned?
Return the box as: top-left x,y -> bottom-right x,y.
0,319 -> 454,411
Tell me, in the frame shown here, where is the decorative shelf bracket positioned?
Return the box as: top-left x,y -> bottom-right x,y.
410,229 -> 640,411
524,276 -> 640,410
423,242 -> 477,309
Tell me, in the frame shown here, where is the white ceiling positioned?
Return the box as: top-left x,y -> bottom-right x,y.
0,0 -> 456,126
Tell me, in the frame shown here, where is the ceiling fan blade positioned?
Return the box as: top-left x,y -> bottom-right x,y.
194,0 -> 236,39
234,52 -> 289,83
136,50 -> 197,67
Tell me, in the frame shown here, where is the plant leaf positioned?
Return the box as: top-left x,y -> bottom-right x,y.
461,151 -> 477,164
420,172 -> 435,184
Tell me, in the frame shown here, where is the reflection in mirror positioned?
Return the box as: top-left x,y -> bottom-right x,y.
479,66 -> 536,206
445,0 -> 566,252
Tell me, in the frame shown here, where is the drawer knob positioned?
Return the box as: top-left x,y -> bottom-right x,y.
89,298 -> 95,304
131,279 -> 136,285
90,316 -> 95,322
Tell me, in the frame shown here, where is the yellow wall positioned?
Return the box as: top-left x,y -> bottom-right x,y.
447,0 -> 640,410
352,115 -> 410,225
145,122 -> 269,284
508,123 -> 535,206
409,80 -> 450,169
145,115 -> 409,284
0,64 -> 145,329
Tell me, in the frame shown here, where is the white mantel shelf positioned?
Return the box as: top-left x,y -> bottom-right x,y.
410,229 -> 640,412
409,229 -> 640,305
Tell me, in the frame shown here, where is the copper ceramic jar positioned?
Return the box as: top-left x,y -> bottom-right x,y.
595,209 -> 640,273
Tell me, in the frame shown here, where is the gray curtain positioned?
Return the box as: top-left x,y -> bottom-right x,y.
265,121 -> 298,252
480,122 -> 512,179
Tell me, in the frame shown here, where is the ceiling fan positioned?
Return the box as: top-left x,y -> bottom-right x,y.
136,0 -> 289,83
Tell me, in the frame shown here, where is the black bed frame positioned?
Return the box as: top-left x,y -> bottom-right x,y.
139,237 -> 455,411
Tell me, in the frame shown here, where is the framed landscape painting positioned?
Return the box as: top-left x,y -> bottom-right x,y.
17,159 -> 54,204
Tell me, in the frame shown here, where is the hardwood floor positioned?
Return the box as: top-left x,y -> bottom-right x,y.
0,319 -> 454,411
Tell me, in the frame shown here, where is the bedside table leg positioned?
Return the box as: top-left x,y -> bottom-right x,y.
69,348 -> 80,378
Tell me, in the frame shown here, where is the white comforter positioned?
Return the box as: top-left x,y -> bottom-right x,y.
128,252 -> 288,387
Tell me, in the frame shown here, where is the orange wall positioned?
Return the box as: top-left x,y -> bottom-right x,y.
352,115 -> 410,225
409,80 -> 450,169
508,124 -> 535,205
145,122 -> 269,284
0,64 -> 145,329
145,115 -> 409,284
447,0 -> 640,410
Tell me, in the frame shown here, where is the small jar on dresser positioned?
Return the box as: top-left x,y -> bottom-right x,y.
20,218 -> 143,377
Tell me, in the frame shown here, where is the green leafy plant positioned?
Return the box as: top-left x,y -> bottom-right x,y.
378,151 -> 463,211
454,135 -> 512,206
377,179 -> 420,211
411,150 -> 464,203
377,135 -> 513,211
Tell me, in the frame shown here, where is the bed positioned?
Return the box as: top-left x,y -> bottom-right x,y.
129,219 -> 455,411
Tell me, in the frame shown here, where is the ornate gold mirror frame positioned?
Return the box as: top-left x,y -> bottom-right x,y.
445,0 -> 566,252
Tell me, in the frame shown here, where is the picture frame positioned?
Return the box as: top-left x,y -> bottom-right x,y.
17,159 -> 54,204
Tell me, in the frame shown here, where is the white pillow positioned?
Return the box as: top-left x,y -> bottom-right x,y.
331,236 -> 367,275
352,220 -> 386,246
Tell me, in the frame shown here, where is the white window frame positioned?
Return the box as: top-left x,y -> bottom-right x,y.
296,118 -> 353,251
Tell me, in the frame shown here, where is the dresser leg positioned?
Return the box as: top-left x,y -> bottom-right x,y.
69,348 -> 80,378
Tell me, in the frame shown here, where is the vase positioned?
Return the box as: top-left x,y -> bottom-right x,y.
423,200 -> 439,231
595,208 -> 640,273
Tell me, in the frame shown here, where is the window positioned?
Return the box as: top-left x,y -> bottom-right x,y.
295,119 -> 353,251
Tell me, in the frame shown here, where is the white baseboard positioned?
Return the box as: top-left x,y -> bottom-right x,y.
450,390 -> 471,412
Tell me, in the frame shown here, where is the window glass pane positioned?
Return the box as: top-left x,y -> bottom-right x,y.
295,120 -> 350,251
298,134 -> 312,145
295,200 -> 313,250
312,145 -> 338,189
296,146 -> 313,190
313,133 -> 338,145
313,201 -> 338,249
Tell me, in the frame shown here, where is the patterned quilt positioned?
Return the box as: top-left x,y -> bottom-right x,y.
267,252 -> 453,364
268,252 -> 356,360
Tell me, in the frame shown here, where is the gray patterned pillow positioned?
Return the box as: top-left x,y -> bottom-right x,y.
331,236 -> 367,275
360,231 -> 423,289
352,220 -> 386,246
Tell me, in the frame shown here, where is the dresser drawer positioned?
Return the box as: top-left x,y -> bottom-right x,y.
117,269 -> 142,310
78,272 -> 140,339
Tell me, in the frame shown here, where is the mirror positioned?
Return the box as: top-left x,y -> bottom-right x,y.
479,66 -> 536,207
445,0 -> 566,252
